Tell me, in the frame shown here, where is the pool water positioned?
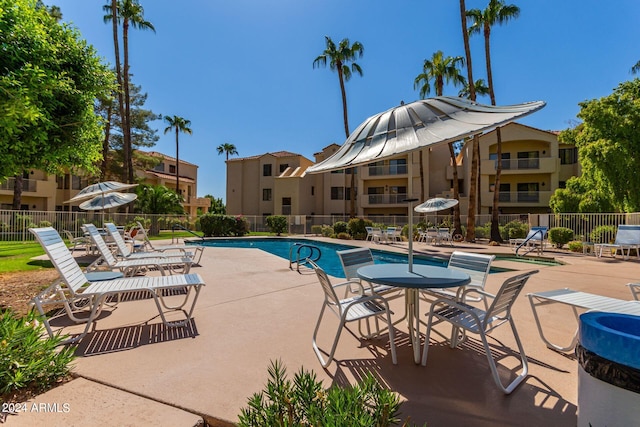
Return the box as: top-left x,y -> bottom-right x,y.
198,237 -> 447,278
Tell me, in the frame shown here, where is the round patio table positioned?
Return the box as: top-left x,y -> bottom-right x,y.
357,264 -> 470,364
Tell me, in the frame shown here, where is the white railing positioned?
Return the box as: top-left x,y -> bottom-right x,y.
0,178 -> 37,192
364,194 -> 408,205
367,165 -> 408,176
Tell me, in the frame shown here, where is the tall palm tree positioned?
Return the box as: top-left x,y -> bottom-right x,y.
458,78 -> 490,98
103,1 -> 127,183
313,36 -> 364,217
164,115 -> 192,195
468,0 -> 520,243
413,51 -> 466,237
459,0 -> 479,242
217,142 -> 238,161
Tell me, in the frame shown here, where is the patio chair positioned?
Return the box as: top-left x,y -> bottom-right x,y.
365,227 -> 376,242
310,261 -> 397,367
83,224 -> 193,276
421,251 -> 495,308
422,270 -> 539,394
510,226 -> 547,255
337,247 -> 404,299
437,228 -> 453,246
528,287 -> 640,352
425,228 -> 438,245
29,227 -> 205,344
104,223 -> 199,262
594,224 -> 640,260
628,283 -> 640,300
134,222 -> 205,264
385,227 -> 402,243
62,229 -> 89,253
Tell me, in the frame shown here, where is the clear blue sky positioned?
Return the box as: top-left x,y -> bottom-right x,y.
44,0 -> 640,201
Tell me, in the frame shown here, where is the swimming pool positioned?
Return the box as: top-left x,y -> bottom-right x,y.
198,237 -> 448,278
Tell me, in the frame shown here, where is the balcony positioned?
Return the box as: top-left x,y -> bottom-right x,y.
484,157 -> 557,174
361,194 -> 408,207
183,196 -> 211,207
482,191 -> 553,207
363,164 -> 408,178
0,178 -> 37,193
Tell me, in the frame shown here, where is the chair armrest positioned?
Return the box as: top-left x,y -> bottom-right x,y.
332,280 -> 367,295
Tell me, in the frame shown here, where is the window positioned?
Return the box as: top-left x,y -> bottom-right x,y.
559,147 -> 578,165
263,164 -> 272,176
71,175 -> 82,190
489,152 -> 511,170
282,197 -> 291,215
279,163 -> 289,173
389,158 -> 407,174
330,187 -> 344,200
559,181 -> 567,189
154,162 -> 165,172
345,186 -> 357,201
330,169 -> 344,174
345,167 -> 357,175
517,182 -> 539,202
517,151 -> 539,169
262,188 -> 272,201
169,164 -> 176,173
311,186 -> 314,196
499,183 -> 511,202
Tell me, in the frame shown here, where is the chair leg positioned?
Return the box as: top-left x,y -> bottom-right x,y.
479,319 -> 529,394
421,311 -> 436,366
312,305 -> 346,368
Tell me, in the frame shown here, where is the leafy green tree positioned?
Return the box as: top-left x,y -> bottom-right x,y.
313,36 -> 364,217
0,0 -> 113,208
551,80 -> 640,212
216,142 -> 238,161
134,184 -> 184,234
467,0 -> 520,243
458,78 -> 490,98
204,194 -> 226,214
163,115 -> 192,194
414,50 -> 466,238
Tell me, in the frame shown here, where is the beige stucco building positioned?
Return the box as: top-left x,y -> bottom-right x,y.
225,122 -> 579,218
0,150 -> 210,217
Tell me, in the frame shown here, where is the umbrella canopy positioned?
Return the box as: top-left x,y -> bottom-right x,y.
414,197 -> 459,213
65,181 -> 138,203
306,96 -> 545,174
79,192 -> 137,211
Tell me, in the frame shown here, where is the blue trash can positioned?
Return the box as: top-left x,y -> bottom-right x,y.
577,311 -> 640,427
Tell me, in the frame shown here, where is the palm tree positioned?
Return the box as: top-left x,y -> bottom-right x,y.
458,78 -> 490,98
459,0 -> 479,242
468,0 -> 520,243
217,142 -> 238,161
103,1 -> 127,183
164,115 -> 192,195
313,36 -> 364,217
413,51 -> 466,237
135,184 -> 184,235
632,61 -> 640,74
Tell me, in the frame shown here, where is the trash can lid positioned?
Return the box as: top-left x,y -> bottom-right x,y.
579,311 -> 640,370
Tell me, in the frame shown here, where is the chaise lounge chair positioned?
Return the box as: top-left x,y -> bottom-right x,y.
29,227 -> 205,344
594,224 -> 640,260
132,222 -> 205,264
83,224 -> 193,276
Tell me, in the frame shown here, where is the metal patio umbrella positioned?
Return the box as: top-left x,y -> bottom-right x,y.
306,96 -> 546,271
65,181 -> 138,204
414,197 -> 459,213
78,192 -> 137,211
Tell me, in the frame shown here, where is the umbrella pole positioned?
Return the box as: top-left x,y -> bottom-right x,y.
406,154 -> 418,273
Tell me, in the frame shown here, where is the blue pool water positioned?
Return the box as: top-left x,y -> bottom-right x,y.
198,237 -> 447,278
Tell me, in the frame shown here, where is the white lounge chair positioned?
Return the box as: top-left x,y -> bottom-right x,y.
104,223 -> 199,262
310,261 -> 397,367
133,222 -> 205,264
594,224 -> 640,260
62,229 -> 89,253
422,270 -> 539,394
385,227 -> 402,243
29,227 -> 205,344
510,226 -> 547,255
628,283 -> 640,300
437,228 -> 453,246
421,251 -> 495,308
527,288 -> 640,352
83,224 -> 193,276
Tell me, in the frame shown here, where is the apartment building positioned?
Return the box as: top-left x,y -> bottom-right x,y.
0,150 -> 210,217
225,122 -> 579,218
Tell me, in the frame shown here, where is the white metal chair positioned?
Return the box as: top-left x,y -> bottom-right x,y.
421,251 -> 495,308
83,224 -> 193,276
62,229 -> 89,253
310,261 -> 397,367
385,227 -> 402,243
134,222 -> 205,264
422,270 -> 539,394
594,224 -> 640,260
29,227 -> 205,344
104,223 -> 199,262
437,228 -> 453,246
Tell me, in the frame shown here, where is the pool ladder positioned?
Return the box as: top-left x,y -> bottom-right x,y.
289,243 -> 322,273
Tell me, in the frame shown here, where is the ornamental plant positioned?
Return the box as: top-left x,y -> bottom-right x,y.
0,310 -> 75,396
548,227 -> 574,248
238,360 -> 404,427
266,215 -> 288,236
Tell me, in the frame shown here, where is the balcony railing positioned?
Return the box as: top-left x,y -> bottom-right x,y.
365,194 -> 408,205
496,191 -> 551,203
0,178 -> 37,192
367,165 -> 408,176
491,158 -> 543,170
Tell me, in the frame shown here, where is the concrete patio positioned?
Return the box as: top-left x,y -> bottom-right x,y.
8,238 -> 639,426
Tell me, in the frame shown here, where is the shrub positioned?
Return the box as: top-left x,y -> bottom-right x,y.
38,220 -> 52,228
590,225 -> 617,244
332,221 -> 348,235
568,241 -> 584,252
311,225 -> 323,235
0,310 -> 75,396
336,232 -> 351,240
266,215 -> 288,236
238,360 -> 402,427
502,220 -> 528,240
548,227 -> 574,248
233,216 -> 250,236
347,218 -> 372,240
200,214 -> 246,237
321,225 -> 333,237
474,223 -> 491,239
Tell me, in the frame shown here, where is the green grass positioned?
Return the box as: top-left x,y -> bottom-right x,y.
0,241 -> 51,273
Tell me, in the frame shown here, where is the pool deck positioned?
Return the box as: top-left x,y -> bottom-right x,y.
8,237 -> 639,426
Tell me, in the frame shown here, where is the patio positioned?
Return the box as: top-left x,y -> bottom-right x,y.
10,238 -> 639,426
